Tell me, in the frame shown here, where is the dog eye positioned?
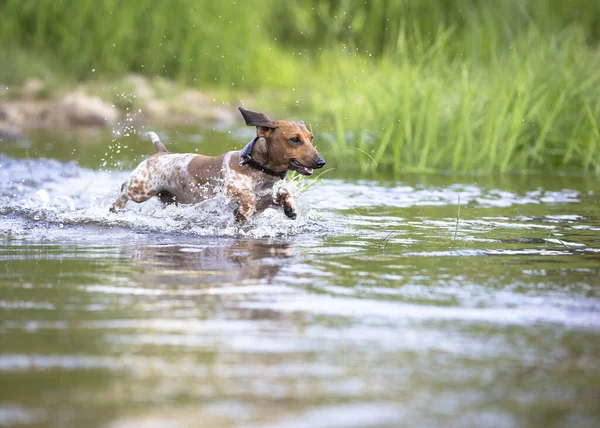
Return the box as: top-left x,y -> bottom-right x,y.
290,137 -> 301,144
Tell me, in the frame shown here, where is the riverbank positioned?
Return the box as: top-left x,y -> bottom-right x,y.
0,74 -> 240,140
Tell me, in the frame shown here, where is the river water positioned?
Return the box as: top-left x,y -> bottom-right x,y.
1,127 -> 599,427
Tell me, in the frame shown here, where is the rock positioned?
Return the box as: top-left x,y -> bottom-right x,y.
142,99 -> 168,119
121,74 -> 155,102
199,107 -> 237,124
0,122 -> 24,140
172,90 -> 236,124
0,100 -> 67,130
60,90 -> 118,126
0,84 -> 8,99
178,90 -> 210,108
22,78 -> 45,98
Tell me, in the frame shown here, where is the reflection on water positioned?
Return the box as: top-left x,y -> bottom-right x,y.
127,240 -> 293,285
1,130 -> 600,427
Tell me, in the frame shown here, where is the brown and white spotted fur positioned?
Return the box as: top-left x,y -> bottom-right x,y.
109,107 -> 326,221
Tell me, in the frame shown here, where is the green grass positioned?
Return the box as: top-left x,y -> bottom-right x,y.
278,0 -> 600,61
1,0 -> 600,174
0,0 -> 309,89
309,28 -> 600,174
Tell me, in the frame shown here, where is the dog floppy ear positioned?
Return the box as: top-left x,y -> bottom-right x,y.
238,107 -> 276,128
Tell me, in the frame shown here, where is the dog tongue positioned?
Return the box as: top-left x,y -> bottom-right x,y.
290,160 -> 313,175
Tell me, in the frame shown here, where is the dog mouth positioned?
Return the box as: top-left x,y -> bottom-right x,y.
289,159 -> 314,176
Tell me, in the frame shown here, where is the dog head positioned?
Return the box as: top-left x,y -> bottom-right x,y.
239,107 -> 325,175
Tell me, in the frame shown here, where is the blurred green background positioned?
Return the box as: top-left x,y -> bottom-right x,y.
1,0 -> 600,174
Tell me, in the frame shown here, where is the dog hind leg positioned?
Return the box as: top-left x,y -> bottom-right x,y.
110,182 -> 130,213
110,178 -> 158,212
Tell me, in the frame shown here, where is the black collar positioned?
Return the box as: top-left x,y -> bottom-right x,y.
239,137 -> 287,179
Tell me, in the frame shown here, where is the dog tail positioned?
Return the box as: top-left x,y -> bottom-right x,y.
145,131 -> 168,152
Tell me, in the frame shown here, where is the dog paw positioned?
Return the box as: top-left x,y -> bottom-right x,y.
233,208 -> 247,222
284,205 -> 297,220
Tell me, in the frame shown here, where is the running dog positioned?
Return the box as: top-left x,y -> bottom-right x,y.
110,107 -> 325,221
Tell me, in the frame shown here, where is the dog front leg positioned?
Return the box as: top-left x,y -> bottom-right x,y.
277,187 -> 297,220
227,185 -> 257,222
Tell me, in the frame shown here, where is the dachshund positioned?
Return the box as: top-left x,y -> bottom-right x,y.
110,107 -> 325,221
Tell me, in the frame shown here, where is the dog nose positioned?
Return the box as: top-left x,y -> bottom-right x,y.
315,156 -> 326,168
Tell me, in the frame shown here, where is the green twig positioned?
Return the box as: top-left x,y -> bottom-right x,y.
375,232 -> 395,251
549,231 -> 570,249
453,194 -> 461,241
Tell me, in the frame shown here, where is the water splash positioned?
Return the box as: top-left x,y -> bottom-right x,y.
0,155 -> 325,239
